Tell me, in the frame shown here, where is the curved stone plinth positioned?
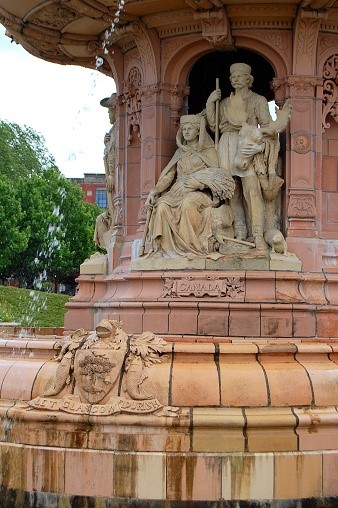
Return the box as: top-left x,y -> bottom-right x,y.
65,270 -> 338,338
0,336 -> 337,506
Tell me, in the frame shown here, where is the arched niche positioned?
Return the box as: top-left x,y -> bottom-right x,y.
188,49 -> 275,114
187,49 -> 286,236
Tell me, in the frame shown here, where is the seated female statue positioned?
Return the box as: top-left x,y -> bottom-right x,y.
144,114 -> 235,258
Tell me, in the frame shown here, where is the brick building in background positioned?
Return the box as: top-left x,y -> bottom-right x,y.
70,173 -> 107,208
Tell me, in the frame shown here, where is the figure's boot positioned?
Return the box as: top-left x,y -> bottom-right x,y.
254,234 -> 269,252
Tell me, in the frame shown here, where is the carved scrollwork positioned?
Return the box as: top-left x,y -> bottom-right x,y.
322,54 -> 338,131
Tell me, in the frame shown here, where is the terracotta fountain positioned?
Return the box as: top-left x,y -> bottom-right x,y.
0,0 -> 337,506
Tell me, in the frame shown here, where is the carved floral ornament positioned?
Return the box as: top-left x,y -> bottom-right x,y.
29,321 -> 178,417
322,54 -> 338,131
122,66 -> 142,143
287,192 -> 316,219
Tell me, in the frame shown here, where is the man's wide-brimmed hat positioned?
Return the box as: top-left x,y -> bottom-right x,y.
100,92 -> 117,108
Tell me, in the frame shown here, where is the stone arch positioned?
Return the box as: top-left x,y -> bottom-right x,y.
175,42 -> 288,238
163,33 -> 289,92
162,37 -> 213,85
188,49 -> 276,114
234,33 -> 290,79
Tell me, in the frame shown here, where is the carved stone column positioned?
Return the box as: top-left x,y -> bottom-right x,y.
272,74 -> 322,247
286,76 -> 322,238
270,8 -> 328,270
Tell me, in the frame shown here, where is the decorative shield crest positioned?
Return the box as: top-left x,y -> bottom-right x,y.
74,347 -> 126,404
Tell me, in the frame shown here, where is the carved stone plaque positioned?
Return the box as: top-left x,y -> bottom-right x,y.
162,276 -> 245,299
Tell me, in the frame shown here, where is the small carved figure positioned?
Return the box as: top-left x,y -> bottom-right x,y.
93,209 -> 112,250
206,63 -> 291,251
93,93 -> 117,251
144,114 -> 235,258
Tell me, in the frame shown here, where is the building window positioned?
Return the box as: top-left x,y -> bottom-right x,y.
87,190 -> 92,196
96,189 -> 108,208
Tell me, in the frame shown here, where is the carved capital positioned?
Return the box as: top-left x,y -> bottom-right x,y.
140,84 -> 161,106
271,77 -> 289,105
194,9 -> 233,48
87,40 -> 101,55
170,85 -> 190,126
286,75 -> 322,97
139,84 -> 189,126
322,54 -> 338,131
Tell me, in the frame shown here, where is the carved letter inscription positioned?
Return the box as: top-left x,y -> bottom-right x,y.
162,276 -> 245,299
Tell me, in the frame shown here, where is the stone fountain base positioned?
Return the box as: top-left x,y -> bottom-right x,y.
64,269 -> 338,338
0,332 -> 337,506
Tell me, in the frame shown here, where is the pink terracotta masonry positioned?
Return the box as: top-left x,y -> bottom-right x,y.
0,0 -> 338,506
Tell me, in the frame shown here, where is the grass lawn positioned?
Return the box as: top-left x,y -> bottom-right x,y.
0,285 -> 69,327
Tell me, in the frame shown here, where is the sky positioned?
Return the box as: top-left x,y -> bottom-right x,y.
0,24 -> 116,178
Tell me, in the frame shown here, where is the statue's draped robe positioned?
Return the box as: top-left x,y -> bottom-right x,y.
147,135 -> 234,257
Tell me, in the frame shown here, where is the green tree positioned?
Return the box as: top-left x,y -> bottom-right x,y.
0,120 -> 99,288
0,120 -> 55,178
0,176 -> 28,278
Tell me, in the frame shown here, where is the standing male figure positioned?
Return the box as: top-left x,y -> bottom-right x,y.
93,93 -> 117,250
101,92 -> 117,220
206,63 -> 277,251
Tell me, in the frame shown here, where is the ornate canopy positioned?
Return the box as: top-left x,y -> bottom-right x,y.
0,0 -> 337,73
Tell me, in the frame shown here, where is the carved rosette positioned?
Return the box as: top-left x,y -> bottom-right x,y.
287,192 -> 316,219
322,54 -> 338,131
291,131 -> 312,154
122,66 -> 142,143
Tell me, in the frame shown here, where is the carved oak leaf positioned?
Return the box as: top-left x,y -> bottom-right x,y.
128,332 -> 168,368
124,332 -> 168,400
225,277 -> 245,298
